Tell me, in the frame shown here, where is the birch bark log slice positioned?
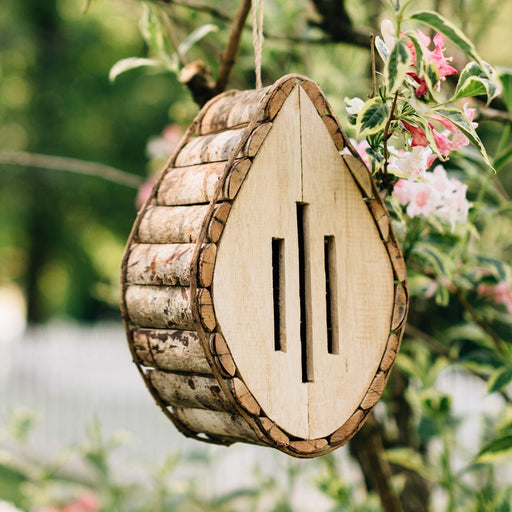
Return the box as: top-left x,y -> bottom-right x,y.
120,74 -> 408,457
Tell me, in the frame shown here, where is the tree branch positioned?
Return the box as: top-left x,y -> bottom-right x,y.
350,415 -> 403,512
0,151 -> 143,189
215,0 -> 252,94
309,0 -> 372,48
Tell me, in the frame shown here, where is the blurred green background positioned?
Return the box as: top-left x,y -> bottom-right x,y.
0,0 -> 511,323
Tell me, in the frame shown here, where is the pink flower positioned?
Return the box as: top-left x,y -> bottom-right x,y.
406,30 -> 457,98
402,121 -> 428,147
136,173 -> 158,210
478,280 -> 512,314
388,146 -> 435,180
393,165 -> 471,229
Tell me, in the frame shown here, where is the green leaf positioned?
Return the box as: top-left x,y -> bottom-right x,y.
374,36 -> 390,62
411,243 -> 449,277
139,3 -> 165,53
356,98 -> 390,138
488,367 -> 512,394
384,448 -> 435,480
178,24 -> 218,56
434,107 -> 494,170
385,39 -> 411,93
421,59 -> 441,99
499,68 -> 512,114
405,32 -> 425,74
452,62 -> 499,104
494,146 -> 512,171
410,11 -> 483,66
109,57 -> 162,82
476,434 -> 512,464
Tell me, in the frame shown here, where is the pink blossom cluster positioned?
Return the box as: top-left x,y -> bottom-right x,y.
380,20 -> 457,98
33,492 -> 100,512
402,103 -> 477,158
393,166 -> 471,229
477,280 -> 512,315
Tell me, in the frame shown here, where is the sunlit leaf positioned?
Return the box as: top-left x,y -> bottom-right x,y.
384,447 -> 435,480
488,367 -> 512,394
434,107 -> 494,170
109,57 -> 162,82
178,24 -> 218,56
421,60 -> 441,100
356,97 -> 390,137
476,434 -> 512,464
499,68 -> 512,114
453,62 -> 499,105
139,3 -> 165,53
410,11 -> 483,66
374,36 -> 390,61
385,39 -> 411,93
405,32 -> 425,74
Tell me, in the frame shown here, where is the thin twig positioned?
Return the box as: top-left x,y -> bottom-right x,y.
215,0 -> 252,94
81,0 -> 92,14
161,12 -> 188,66
478,106 -> 512,125
0,151 -> 143,189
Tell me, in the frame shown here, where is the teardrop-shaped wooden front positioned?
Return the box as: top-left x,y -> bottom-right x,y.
213,85 -> 395,439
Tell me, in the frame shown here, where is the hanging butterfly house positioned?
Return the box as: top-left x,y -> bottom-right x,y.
120,74 -> 408,458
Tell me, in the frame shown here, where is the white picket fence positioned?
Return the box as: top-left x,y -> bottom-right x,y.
0,320 -> 508,508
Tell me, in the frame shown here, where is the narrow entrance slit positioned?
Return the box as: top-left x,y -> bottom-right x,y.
272,238 -> 286,352
324,235 -> 339,354
297,203 -> 313,382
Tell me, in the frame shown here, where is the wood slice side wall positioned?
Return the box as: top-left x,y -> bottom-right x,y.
120,74 -> 408,458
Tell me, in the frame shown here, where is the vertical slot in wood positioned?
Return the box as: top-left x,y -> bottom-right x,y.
272,238 -> 286,352
297,203 -> 313,382
325,235 -> 339,354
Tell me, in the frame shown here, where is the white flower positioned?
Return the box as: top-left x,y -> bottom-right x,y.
380,19 -> 396,50
0,501 -> 24,512
387,146 -> 434,180
344,97 -> 365,116
393,165 -> 471,230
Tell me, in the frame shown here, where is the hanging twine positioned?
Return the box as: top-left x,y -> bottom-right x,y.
252,0 -> 264,89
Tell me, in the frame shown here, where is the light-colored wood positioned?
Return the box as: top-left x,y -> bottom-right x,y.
360,371 -> 387,410
126,243 -> 216,288
232,379 -> 260,416
320,115 -> 347,151
175,123 -> 271,167
173,408 -> 262,443
125,285 -> 215,331
196,88 -> 270,135
385,239 -> 408,282
387,332 -> 400,353
210,333 -> 237,377
258,417 -> 290,446
137,203 -> 230,244
266,76 -> 299,120
366,199 -> 390,241
148,370 -> 235,411
121,74 -> 408,457
157,159 -> 251,206
289,439 -> 328,454
132,328 -> 212,374
342,155 -> 373,198
391,282 -> 408,330
329,409 -> 365,444
213,84 -> 396,440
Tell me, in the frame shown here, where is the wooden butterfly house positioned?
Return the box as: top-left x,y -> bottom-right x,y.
120,74 -> 408,458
